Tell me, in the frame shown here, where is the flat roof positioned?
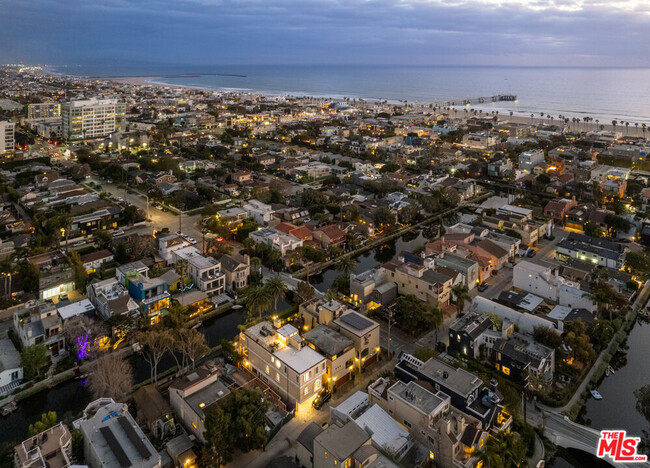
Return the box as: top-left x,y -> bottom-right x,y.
184,379 -> 231,419
419,358 -> 482,397
57,299 -> 95,320
303,325 -> 353,357
353,404 -> 410,454
314,421 -> 369,461
335,311 -> 378,336
274,344 -> 324,375
389,380 -> 449,416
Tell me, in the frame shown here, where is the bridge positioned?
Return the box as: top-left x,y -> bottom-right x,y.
527,404 -> 649,467
261,270 -> 324,298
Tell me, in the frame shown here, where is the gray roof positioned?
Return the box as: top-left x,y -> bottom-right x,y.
0,338 -> 20,373
219,254 -> 247,272
388,380 -> 448,416
419,358 -> 482,398
314,421 -> 370,461
297,422 -> 323,452
303,325 -> 353,358
184,379 -> 231,419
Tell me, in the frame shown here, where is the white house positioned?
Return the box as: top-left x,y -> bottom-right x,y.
0,338 -> 23,396
243,199 -> 275,225
513,261 -> 595,312
249,228 -> 303,255
519,149 -> 545,172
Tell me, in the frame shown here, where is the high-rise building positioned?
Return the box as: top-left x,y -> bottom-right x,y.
61,98 -> 126,141
25,102 -> 61,121
0,121 -> 15,155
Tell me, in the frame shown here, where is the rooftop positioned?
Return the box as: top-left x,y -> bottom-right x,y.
314,421 -> 370,461
419,358 -> 482,398
389,380 -> 449,416
184,378 -> 231,419
335,311 -> 378,336
274,343 -> 325,375
303,325 -> 354,357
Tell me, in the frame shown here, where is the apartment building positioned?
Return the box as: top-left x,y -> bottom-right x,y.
76,398 -> 161,468
61,98 -> 126,141
0,121 -> 15,155
240,322 -> 326,407
556,232 -> 626,269
14,422 -> 72,468
25,102 -> 61,122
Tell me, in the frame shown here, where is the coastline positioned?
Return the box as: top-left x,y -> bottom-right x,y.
55,72 -> 650,135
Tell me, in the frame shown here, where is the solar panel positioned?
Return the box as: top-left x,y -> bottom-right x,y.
99,426 -> 131,468
340,312 -> 373,330
118,416 -> 152,459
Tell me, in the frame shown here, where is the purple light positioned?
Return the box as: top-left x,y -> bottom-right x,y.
77,334 -> 89,360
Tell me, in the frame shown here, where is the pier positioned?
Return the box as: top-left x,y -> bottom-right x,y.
412,93 -> 517,109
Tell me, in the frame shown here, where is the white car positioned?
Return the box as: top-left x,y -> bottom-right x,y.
188,237 -> 197,244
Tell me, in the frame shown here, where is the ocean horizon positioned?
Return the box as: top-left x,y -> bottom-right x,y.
52,64 -> 650,124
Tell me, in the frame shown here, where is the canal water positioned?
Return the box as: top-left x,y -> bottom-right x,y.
309,230 -> 428,292
0,231 -> 427,448
582,318 -> 650,436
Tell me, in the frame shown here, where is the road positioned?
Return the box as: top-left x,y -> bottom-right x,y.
85,176 -> 203,241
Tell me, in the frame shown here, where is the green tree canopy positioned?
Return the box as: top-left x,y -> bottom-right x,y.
28,411 -> 58,436
21,344 -> 48,380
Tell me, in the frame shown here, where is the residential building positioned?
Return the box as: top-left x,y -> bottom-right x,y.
87,277 -> 139,320
469,296 -> 557,334
332,311 -> 381,370
250,228 -> 303,255
513,261 -> 595,311
395,354 -> 511,431
231,171 -> 252,184
487,159 -> 513,178
312,225 -> 346,248
27,251 -> 75,301
116,261 -> 149,287
13,301 -> 65,356
543,198 -> 578,224
243,199 -> 275,225
0,120 -> 15,155
240,321 -> 326,407
169,368 -> 230,443
299,298 -> 349,330
556,232 -> 626,269
220,254 -> 250,291
25,102 -> 61,122
76,398 -> 161,468
133,385 -> 175,440
462,132 -> 497,149
312,420 -> 371,468
157,233 -> 191,265
173,246 -> 225,295
14,422 -> 72,468
303,325 -> 356,389
127,275 -> 171,324
602,178 -> 627,199
367,378 -> 486,468
216,207 -> 247,226
61,98 -> 126,141
433,252 -> 480,289
80,249 -> 114,273
0,338 -> 23,396
380,257 -> 454,306
491,333 -> 555,385
518,149 -> 545,172
448,311 -> 496,359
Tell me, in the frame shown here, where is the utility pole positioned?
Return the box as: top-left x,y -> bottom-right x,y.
387,307 -> 395,360
179,210 -> 182,235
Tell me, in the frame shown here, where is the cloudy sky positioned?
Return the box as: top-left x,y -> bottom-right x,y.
1,0 -> 648,67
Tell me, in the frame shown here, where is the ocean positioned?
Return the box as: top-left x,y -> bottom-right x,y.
56,64 -> 650,124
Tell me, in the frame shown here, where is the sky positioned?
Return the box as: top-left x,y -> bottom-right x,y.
0,0 -> 649,68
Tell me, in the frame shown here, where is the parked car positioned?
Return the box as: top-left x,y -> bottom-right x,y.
312,390 -> 332,410
478,282 -> 489,292
527,249 -> 537,258
58,292 -> 68,301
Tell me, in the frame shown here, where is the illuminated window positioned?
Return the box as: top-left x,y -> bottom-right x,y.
502,366 -> 510,376
304,387 -> 309,396
191,422 -> 197,429
265,365 -> 269,375
314,380 -> 321,391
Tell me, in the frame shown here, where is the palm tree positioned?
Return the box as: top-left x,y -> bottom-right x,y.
451,283 -> 471,316
426,306 -> 444,343
250,256 -> 262,274
175,258 -> 189,291
335,256 -> 357,280
242,284 -> 272,321
643,123 -> 647,138
265,276 -> 288,317
625,122 -> 630,135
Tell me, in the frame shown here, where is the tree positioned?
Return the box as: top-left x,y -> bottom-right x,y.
264,276 -> 289,317
202,405 -> 233,466
374,206 -> 395,230
295,281 -> 315,303
28,412 -> 58,437
393,295 -> 441,336
533,326 -> 562,349
476,430 -> 527,468
21,344 -> 48,380
625,251 -> 650,276
136,330 -> 173,385
93,229 -> 113,249
605,213 -> 631,235
564,319 -> 596,364
635,385 -> 650,426
177,328 -> 210,371
222,387 -> 269,452
242,284 -> 272,321
335,256 -> 356,280
591,320 -> 615,352
63,315 -> 108,360
88,353 -> 133,402
583,222 -> 603,238
451,283 -> 470,316
220,339 -> 244,365
68,250 -> 87,290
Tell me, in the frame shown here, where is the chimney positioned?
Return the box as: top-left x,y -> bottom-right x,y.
490,378 -> 498,393
244,254 -> 250,265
